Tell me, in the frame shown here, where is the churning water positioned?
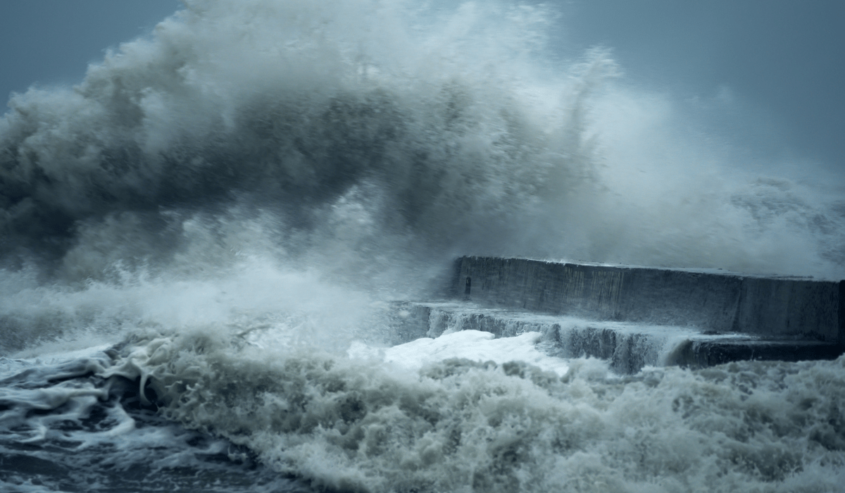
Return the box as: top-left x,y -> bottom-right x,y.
1,1 -> 843,491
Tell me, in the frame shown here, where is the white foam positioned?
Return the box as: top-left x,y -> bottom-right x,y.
350,330 -> 570,375
106,330 -> 845,493
0,0 -> 844,490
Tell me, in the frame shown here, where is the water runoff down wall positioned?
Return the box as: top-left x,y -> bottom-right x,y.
433,256 -> 845,371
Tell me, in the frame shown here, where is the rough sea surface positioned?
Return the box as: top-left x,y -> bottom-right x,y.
1,1 -> 843,491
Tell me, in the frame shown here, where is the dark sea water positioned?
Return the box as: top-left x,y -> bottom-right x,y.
1,1 -> 844,491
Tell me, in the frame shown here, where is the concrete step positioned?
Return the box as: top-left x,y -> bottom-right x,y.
672,338 -> 844,368
381,301 -> 843,374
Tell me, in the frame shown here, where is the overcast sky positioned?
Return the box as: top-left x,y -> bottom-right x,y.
1,0 -> 842,168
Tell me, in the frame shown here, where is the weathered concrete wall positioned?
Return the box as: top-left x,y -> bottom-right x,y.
453,256 -> 844,345
737,278 -> 841,341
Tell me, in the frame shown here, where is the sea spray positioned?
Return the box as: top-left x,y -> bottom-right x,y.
1,1 -> 844,491
101,329 -> 845,493
1,0 -> 841,287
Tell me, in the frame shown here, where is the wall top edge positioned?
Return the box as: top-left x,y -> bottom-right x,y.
456,256 -> 842,284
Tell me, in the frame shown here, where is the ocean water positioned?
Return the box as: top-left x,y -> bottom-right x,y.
1,0 -> 844,491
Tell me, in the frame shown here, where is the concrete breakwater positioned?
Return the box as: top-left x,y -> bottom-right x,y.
449,256 -> 845,360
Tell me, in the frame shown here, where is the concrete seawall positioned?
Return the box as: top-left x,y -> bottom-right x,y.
452,256 -> 845,348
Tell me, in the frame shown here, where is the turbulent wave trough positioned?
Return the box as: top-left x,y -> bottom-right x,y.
1,0 -> 844,491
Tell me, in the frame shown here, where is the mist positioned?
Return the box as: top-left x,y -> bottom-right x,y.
1,0 -> 843,291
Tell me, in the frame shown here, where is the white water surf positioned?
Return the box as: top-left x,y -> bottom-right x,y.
1,1 -> 843,491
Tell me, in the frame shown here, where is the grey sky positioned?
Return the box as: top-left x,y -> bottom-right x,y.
1,0 -> 842,168
561,0 -> 845,168
0,1 -> 178,96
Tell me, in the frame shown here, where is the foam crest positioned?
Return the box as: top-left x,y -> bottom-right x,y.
106,332 -> 845,493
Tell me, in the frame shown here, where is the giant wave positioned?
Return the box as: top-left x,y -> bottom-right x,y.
1,1 -> 844,492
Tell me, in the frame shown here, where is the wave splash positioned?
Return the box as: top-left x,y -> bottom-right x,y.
101,330 -> 845,493
1,1 -> 845,491
0,0 -> 603,283
1,0 -> 841,285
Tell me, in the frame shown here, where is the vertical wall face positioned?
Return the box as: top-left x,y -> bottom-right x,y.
737,279 -> 840,340
455,257 -> 624,316
454,256 -> 843,343
613,268 -> 741,330
840,281 -> 845,347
